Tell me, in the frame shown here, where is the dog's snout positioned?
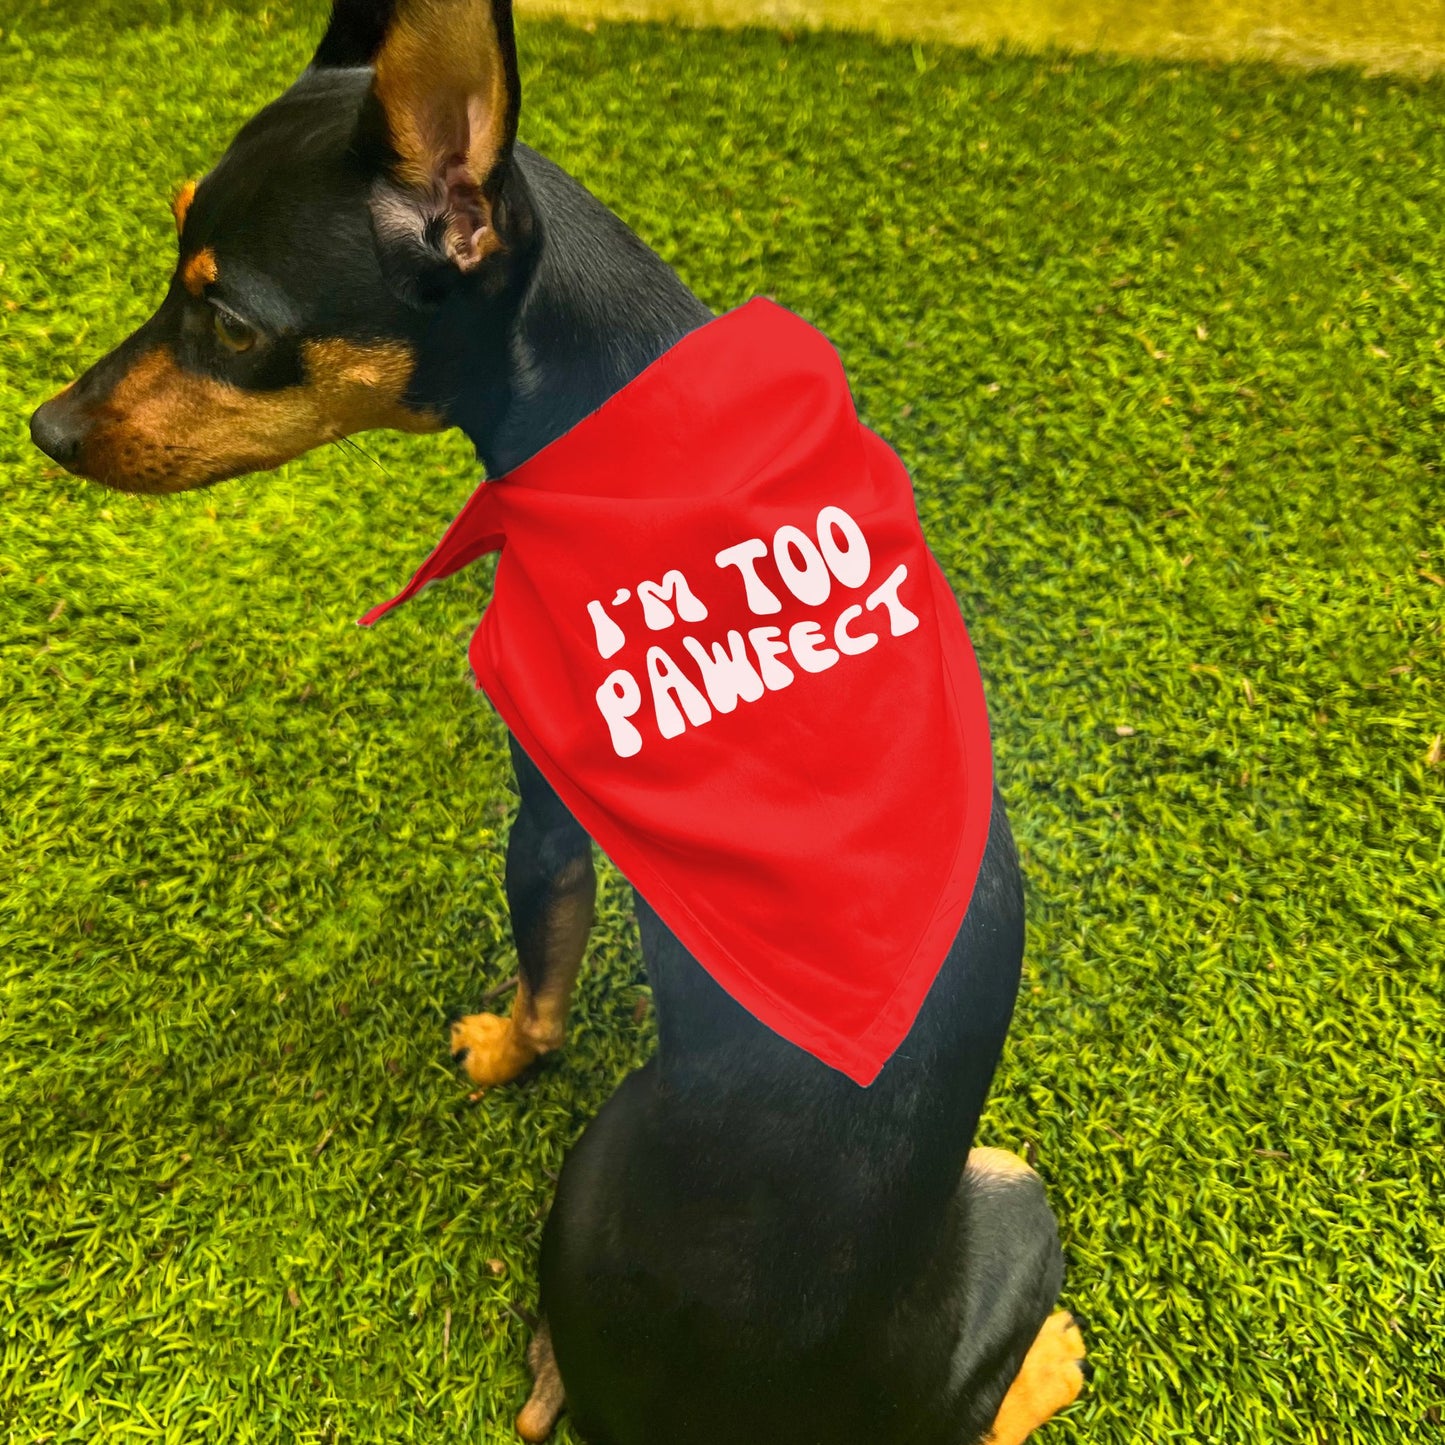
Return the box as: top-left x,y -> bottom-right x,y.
29,394 -> 87,472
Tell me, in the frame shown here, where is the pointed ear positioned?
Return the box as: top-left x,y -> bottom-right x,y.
311,0 -> 397,69
313,0 -> 521,273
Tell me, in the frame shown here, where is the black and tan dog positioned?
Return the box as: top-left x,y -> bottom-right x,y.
30,1 -> 1086,1439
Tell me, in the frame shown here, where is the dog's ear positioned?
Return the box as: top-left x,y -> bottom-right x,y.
311,0 -> 397,68
311,0 -> 521,274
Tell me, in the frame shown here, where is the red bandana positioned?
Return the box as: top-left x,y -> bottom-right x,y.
360,299 -> 992,1085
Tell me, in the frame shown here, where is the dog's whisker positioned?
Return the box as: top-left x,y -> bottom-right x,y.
337,433 -> 396,479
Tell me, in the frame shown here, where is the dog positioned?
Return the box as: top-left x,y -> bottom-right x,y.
29,1 -> 1086,1439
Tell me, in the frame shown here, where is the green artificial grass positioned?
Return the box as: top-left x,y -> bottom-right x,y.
2,5 -> 1443,1441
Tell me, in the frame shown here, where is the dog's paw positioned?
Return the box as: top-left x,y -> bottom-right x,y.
515,1323 -> 566,1442
1027,1311 -> 1087,1415
987,1311 -> 1087,1444
449,1011 -> 539,1088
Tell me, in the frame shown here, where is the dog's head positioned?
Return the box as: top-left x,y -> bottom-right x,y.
29,0 -> 533,493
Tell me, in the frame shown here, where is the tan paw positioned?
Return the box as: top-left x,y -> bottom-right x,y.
515,1399 -> 560,1444
988,1311 -> 1087,1444
516,1322 -> 566,1442
449,1011 -> 539,1087
1026,1311 -> 1087,1416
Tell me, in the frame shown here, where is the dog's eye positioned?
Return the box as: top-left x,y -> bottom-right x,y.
212,307 -> 256,353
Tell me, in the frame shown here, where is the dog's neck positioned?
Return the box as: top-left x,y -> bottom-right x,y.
428,144 -> 713,476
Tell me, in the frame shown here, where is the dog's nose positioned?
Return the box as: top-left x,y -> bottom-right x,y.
29,395 -> 87,471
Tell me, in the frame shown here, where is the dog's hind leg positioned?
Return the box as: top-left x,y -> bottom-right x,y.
938,1146 -> 1084,1445
451,736 -> 596,1088
966,1149 -> 1084,1444
516,1318 -> 567,1443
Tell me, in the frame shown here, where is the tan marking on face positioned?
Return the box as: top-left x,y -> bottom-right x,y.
77,339 -> 442,493
181,247 -> 218,297
172,180 -> 197,235
986,1312 -> 1086,1445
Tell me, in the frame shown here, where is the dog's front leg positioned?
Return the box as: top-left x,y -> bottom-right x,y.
451,737 -> 596,1088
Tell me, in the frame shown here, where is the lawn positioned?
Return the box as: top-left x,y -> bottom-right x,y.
519,0 -> 1445,78
1,2 -> 1442,1442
